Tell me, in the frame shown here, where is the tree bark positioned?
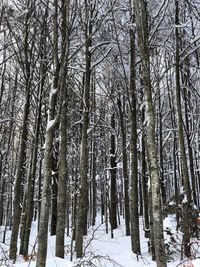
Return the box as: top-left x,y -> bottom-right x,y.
110,112 -> 118,232
117,97 -> 130,236
75,0 -> 92,257
134,0 -> 166,265
129,16 -> 141,253
9,16 -> 32,258
36,1 -> 59,266
55,0 -> 69,258
175,0 -> 191,257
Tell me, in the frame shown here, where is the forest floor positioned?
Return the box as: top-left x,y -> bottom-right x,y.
1,215 -> 200,267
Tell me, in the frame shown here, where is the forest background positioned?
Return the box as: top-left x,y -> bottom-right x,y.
0,0 -> 200,266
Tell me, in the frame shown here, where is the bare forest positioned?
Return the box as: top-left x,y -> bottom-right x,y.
0,0 -> 200,267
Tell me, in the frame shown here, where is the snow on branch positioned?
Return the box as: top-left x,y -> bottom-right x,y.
91,46 -> 113,68
89,41 -> 111,54
0,117 -> 14,123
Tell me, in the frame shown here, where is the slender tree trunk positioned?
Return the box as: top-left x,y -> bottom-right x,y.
182,73 -> 197,206
91,129 -> 97,226
175,0 -> 191,257
9,2 -> 36,260
91,140 -> 97,226
158,84 -> 166,205
141,114 -> 150,238
51,175 -> 58,236
9,79 -> 31,261
9,90 -> 30,261
75,1 -> 92,257
22,46 -> 45,255
134,0 -> 166,265
36,2 -> 59,265
166,57 -> 180,226
55,0 -> 69,257
110,112 -> 118,232
129,16 -> 141,253
117,98 -> 130,236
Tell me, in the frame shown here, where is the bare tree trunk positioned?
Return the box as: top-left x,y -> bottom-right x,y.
174,0 -> 191,257
36,81 -> 58,266
9,27 -> 32,259
129,15 -> 140,253
51,173 -> 58,236
117,97 -> 130,236
182,69 -> 197,206
166,57 -> 180,227
134,0 -> 166,266
75,0 -> 92,257
110,112 -> 118,233
22,27 -> 47,254
141,109 -> 150,238
55,0 -> 69,258
91,112 -> 97,226
9,87 -> 30,261
157,84 -> 166,205
36,1 -> 59,265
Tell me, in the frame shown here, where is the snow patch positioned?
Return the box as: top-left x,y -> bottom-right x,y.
46,119 -> 55,131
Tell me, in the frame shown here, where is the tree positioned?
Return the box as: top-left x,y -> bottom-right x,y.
9,0 -> 36,260
75,0 -> 93,258
129,5 -> 140,253
55,0 -> 70,258
36,1 -> 60,266
174,0 -> 191,257
133,0 -> 167,266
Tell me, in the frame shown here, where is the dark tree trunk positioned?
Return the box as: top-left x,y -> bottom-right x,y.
55,0 -> 69,257
75,1 -> 92,257
9,80 -> 31,262
22,42 -> 45,255
117,97 -> 130,236
110,113 -> 118,232
51,175 -> 58,236
175,0 -> 191,257
129,14 -> 141,253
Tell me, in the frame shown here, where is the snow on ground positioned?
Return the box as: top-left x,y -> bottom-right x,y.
1,216 -> 200,267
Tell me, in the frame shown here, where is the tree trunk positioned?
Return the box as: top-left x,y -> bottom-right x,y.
175,0 -> 191,257
75,1 -> 92,257
129,16 -> 141,253
117,97 -> 130,236
134,0 -> 166,266
9,77 -> 31,261
110,112 -> 118,232
36,2 -> 59,265
55,0 -> 69,257
141,116 -> 150,238
22,40 -> 45,255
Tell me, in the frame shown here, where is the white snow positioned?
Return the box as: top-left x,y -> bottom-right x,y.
2,217 -> 200,267
46,119 -> 55,131
15,257 -> 73,267
182,194 -> 188,204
